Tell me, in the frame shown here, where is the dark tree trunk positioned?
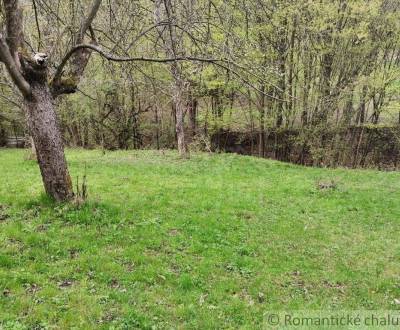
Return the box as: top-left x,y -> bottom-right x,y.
276,56 -> 286,128
154,105 -> 160,150
301,51 -> 314,127
358,86 -> 368,125
315,52 -> 333,125
24,83 -> 73,202
188,95 -> 197,140
258,85 -> 266,157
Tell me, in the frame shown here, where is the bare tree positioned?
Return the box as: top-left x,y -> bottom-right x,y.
154,0 -> 190,158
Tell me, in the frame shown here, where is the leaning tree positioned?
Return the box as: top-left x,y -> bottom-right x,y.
0,0 -> 105,201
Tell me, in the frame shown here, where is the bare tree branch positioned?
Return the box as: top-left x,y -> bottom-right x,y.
76,0 -> 103,43
2,0 -> 24,64
0,34 -> 31,98
52,0 -> 102,95
53,43 -> 288,101
32,0 -> 42,51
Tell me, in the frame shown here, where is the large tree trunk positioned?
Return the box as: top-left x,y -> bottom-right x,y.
24,83 -> 73,201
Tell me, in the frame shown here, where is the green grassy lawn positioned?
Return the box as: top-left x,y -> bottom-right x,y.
0,149 -> 399,329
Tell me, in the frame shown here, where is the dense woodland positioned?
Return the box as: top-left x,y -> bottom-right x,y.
1,0 -> 400,199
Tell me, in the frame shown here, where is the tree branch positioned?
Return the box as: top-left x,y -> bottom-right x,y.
0,35 -> 31,98
2,0 -> 24,64
52,0 -> 102,96
32,0 -> 42,51
53,43 -> 287,101
76,0 -> 103,43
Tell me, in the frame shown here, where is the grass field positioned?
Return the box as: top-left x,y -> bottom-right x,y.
0,149 -> 399,329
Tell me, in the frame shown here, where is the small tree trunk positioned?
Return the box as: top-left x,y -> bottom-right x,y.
154,105 -> 160,150
188,95 -> 197,140
30,136 -> 36,155
258,85 -> 266,157
154,0 -> 189,158
173,85 -> 189,158
24,83 -> 73,202
176,107 -> 188,158
25,136 -> 37,160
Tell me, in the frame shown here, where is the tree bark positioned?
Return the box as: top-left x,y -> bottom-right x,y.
172,73 -> 189,158
24,83 -> 73,201
188,92 -> 197,140
258,85 -> 266,157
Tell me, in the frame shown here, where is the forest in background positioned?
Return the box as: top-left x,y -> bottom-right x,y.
1,0 -> 400,167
